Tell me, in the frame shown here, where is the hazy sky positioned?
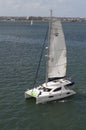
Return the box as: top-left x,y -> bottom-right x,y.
0,0 -> 86,17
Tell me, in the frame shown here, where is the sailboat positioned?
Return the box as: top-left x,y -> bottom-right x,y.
30,20 -> 33,25
25,18 -> 76,104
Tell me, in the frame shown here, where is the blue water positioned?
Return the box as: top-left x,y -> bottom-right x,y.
0,21 -> 86,130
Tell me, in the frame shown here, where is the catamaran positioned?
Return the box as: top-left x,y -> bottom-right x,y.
25,14 -> 76,104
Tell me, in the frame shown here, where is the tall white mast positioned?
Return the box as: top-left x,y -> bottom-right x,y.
45,10 -> 52,85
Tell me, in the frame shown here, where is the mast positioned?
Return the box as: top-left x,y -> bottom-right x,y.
45,10 -> 52,85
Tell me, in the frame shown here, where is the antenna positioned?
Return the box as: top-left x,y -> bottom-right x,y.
50,9 -> 52,18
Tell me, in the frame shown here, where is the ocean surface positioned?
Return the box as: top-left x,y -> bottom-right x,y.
0,21 -> 86,130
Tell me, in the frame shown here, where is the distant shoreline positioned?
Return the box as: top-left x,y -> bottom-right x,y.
0,16 -> 86,22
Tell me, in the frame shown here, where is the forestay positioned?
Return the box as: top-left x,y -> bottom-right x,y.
48,20 -> 67,80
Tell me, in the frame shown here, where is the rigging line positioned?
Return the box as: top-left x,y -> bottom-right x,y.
33,26 -> 49,88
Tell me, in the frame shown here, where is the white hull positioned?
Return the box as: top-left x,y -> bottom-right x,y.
36,90 -> 75,104
25,80 -> 76,104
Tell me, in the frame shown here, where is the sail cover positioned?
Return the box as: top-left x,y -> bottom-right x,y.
48,20 -> 67,80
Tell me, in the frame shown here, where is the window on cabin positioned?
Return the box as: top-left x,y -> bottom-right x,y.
53,87 -> 61,92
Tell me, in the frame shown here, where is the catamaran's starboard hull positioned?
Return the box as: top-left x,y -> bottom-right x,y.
36,91 -> 76,104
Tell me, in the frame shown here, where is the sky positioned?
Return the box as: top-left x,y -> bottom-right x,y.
0,0 -> 86,18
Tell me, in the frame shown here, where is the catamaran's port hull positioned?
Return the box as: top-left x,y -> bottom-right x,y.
25,92 -> 32,99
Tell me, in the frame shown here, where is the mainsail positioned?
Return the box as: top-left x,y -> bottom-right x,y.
48,20 -> 67,81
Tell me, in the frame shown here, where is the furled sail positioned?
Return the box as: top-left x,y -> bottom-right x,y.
48,20 -> 67,81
